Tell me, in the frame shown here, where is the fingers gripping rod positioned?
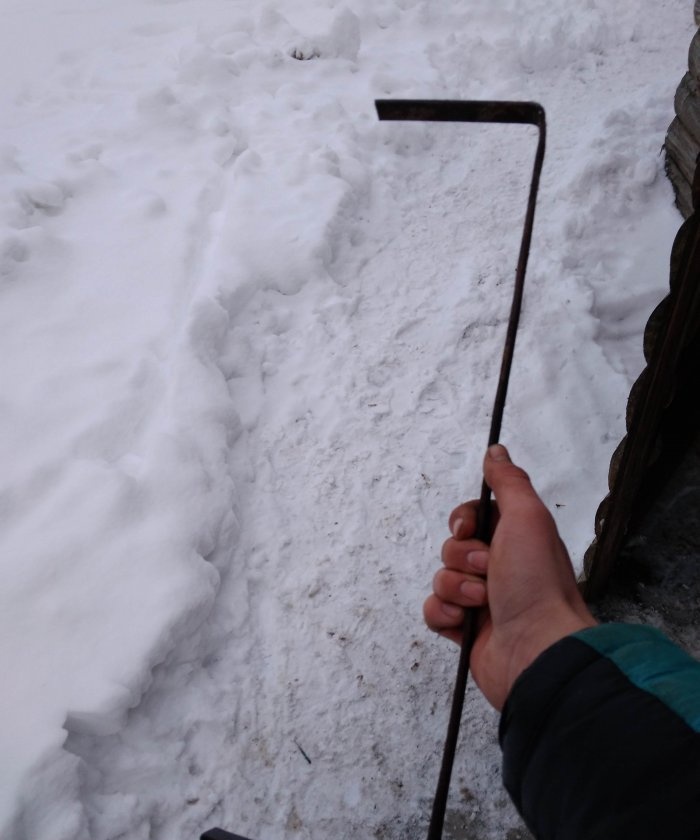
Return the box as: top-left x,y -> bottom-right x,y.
375,100 -> 546,840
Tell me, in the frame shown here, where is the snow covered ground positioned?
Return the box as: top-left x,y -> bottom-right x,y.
0,1 -> 692,838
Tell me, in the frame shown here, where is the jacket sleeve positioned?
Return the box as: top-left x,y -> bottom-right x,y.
499,623 -> 700,840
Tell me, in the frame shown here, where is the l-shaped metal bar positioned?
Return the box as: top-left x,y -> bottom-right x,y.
375,99 -> 546,840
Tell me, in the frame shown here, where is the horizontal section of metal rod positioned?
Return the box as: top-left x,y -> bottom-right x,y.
375,99 -> 544,128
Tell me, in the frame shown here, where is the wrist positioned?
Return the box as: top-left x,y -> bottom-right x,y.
506,606 -> 597,696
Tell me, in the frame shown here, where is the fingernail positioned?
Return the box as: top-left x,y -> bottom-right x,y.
487,444 -> 509,462
451,517 -> 464,539
460,580 -> 485,600
441,602 -> 463,619
468,550 -> 489,572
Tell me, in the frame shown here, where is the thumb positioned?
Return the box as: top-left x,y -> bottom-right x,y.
483,444 -> 541,514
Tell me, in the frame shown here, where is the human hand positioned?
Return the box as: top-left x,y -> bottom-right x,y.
423,444 -> 597,710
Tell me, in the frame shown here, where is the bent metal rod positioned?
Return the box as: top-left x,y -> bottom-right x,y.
199,99 -> 546,840
376,99 -> 546,840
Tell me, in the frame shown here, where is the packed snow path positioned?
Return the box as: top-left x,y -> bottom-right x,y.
0,1 -> 691,838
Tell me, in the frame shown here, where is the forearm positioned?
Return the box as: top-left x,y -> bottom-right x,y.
500,624 -> 700,840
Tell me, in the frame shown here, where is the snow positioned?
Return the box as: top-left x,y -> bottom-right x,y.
0,0 -> 692,838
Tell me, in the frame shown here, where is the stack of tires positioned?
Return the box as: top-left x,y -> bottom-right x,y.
666,28 -> 700,218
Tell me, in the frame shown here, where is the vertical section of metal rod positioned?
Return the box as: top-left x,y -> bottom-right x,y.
429,118 -> 545,840
375,100 -> 546,840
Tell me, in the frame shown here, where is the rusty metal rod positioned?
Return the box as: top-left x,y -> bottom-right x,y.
375,99 -> 546,840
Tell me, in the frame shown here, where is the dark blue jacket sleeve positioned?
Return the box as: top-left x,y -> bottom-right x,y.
499,624 -> 700,840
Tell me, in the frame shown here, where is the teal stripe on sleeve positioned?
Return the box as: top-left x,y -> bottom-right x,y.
573,623 -> 700,733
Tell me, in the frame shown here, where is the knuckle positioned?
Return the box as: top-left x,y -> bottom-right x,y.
432,568 -> 448,597
503,465 -> 531,485
422,596 -> 437,626
442,538 -> 463,569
